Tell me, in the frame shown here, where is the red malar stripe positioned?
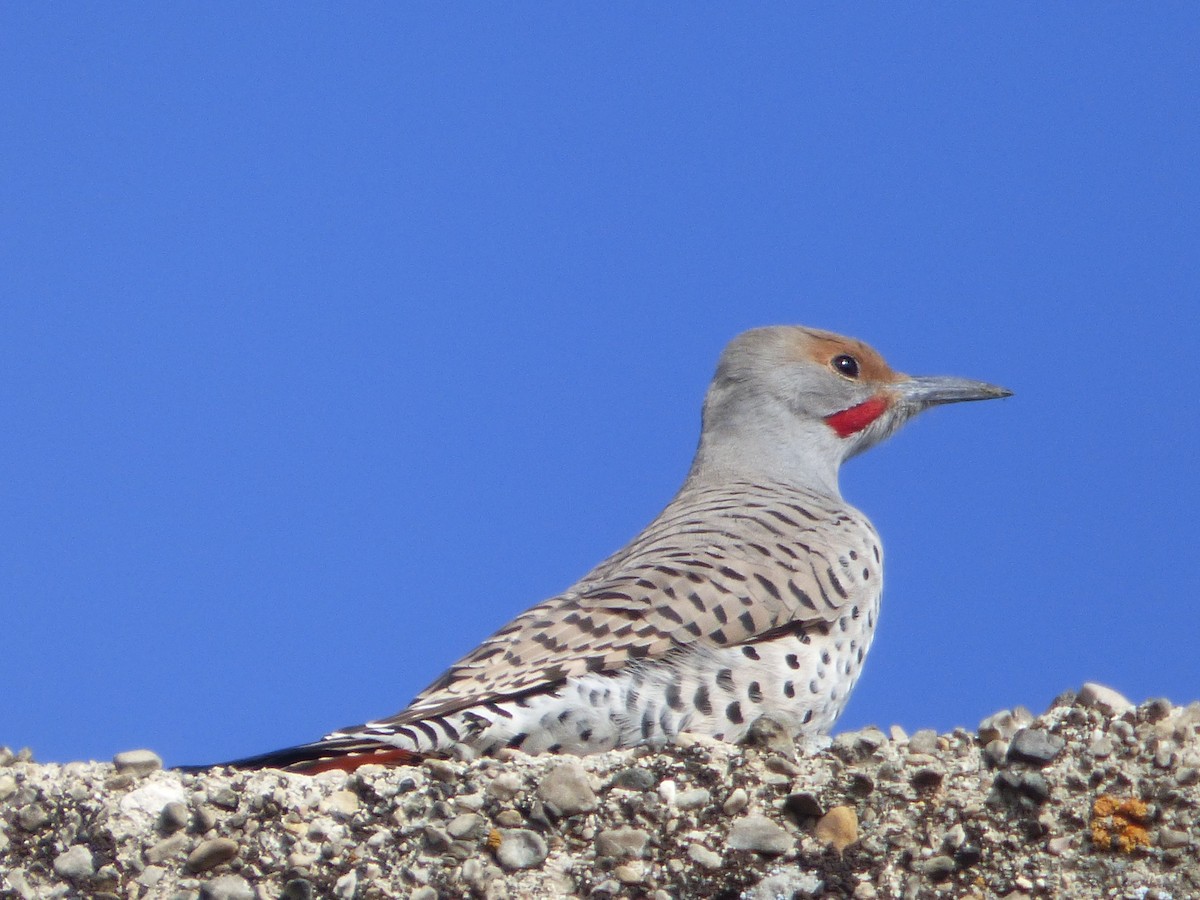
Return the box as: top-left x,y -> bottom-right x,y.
825,396 -> 889,438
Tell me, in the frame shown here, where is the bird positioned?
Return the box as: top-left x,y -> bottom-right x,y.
182,325 -> 1010,774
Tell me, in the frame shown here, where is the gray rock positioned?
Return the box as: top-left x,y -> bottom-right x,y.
982,739 -> 1008,768
687,842 -> 723,869
674,787 -> 711,810
1077,683 -> 1133,716
536,762 -> 597,816
113,749 -> 163,775
1008,729 -> 1065,765
281,880 -> 315,900
199,875 -> 254,900
596,826 -> 650,859
1159,828 -> 1191,850
610,766 -> 656,791
723,787 -> 750,815
728,815 -> 792,855
486,771 -> 523,801
16,803 -> 49,831
908,729 -> 939,755
146,832 -> 189,864
978,707 -> 1034,743
495,828 -> 548,871
159,801 -> 190,833
915,855 -> 956,879
186,838 -> 239,873
1087,736 -> 1114,759
446,813 -> 486,839
745,867 -> 824,899
52,844 -> 95,879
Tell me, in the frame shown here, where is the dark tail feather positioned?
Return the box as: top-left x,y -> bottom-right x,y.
174,739 -> 424,775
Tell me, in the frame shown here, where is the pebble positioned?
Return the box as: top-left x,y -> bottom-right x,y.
199,874 -> 254,900
536,762 -> 597,816
674,787 -> 712,810
322,790 -> 360,817
915,855 -> 955,879
186,838 -> 239,873
52,844 -> 96,878
487,771 -> 523,801
815,806 -> 859,852
1159,828 -> 1191,849
596,826 -> 650,859
723,787 -> 750,815
908,729 -> 939,755
0,774 -> 17,801
610,766 -> 657,791
447,813 -> 485,840
333,870 -> 358,899
1008,729 -> 1065,765
494,828 -> 549,871
146,833 -> 189,864
112,749 -> 163,775
160,801 -> 190,833
745,867 -> 825,899
728,815 -> 793,855
613,862 -> 644,884
16,803 -> 49,832
978,707 -> 1034,743
687,842 -> 723,869
1078,683 -> 1134,716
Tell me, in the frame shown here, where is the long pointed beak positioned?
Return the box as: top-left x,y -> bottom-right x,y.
898,374 -> 1013,409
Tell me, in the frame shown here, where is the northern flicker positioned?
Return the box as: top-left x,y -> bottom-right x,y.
185,326 -> 1010,773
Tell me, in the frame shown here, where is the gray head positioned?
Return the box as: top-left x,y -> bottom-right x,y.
685,326 -> 1011,497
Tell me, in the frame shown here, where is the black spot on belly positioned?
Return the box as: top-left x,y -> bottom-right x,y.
717,668 -> 735,692
786,653 -> 801,670
803,710 -> 813,724
783,681 -> 796,698
694,685 -> 712,716
740,640 -> 759,658
726,702 -> 744,725
666,681 -> 684,711
748,681 -> 763,703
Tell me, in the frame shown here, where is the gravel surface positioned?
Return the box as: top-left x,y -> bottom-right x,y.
2,684 -> 1197,899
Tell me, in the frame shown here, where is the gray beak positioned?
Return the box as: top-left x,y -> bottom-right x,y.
898,375 -> 1013,409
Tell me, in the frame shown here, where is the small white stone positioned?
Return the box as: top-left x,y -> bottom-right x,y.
722,787 -> 749,815
658,779 -> 677,806
112,749 -> 163,775
333,869 -> 359,899
687,842 -> 723,869
1078,683 -> 1134,717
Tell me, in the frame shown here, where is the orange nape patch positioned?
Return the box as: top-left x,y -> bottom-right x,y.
798,332 -> 902,383
293,747 -> 424,775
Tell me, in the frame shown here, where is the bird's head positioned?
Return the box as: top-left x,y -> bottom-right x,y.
687,326 -> 1011,497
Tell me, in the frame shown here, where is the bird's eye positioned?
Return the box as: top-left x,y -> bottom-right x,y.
832,354 -> 860,378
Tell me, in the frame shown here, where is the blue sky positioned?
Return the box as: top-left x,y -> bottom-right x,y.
3,7 -> 1197,766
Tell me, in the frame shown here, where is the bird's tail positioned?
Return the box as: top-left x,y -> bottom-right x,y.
174,736 -> 424,775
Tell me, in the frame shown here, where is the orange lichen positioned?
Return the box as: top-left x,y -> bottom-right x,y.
1090,794 -> 1150,852
486,828 -> 503,851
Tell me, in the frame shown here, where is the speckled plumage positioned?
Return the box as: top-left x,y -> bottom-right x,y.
192,325 -> 1009,773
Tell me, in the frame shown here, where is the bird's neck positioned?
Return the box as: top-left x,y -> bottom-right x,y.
682,417 -> 845,500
